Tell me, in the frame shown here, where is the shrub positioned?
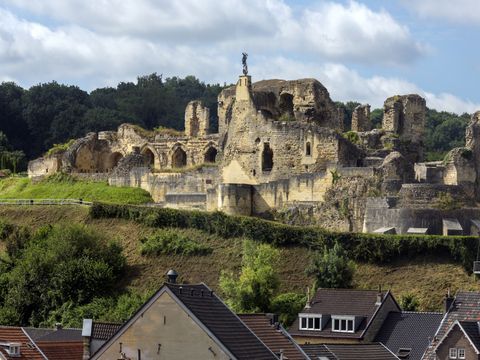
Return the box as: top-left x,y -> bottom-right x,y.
140,229 -> 212,256
0,219 -> 14,241
343,131 -> 360,144
399,293 -> 420,311
45,139 -> 75,157
271,293 -> 306,327
306,242 -> 355,289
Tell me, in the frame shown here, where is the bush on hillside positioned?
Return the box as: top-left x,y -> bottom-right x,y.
140,229 -> 212,256
271,292 -> 306,327
306,242 -> 355,289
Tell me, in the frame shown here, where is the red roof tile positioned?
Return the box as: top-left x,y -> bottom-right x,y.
0,326 -> 46,360
36,341 -> 83,360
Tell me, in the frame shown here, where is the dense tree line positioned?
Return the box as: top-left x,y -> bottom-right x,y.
0,74 -> 225,162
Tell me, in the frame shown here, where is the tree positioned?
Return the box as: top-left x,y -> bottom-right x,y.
219,240 -> 280,313
399,293 -> 419,311
370,108 -> 383,129
305,242 -> 355,290
270,292 -> 306,327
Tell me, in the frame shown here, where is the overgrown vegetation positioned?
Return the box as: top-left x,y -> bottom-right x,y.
435,192 -> 460,211
90,203 -> 479,272
306,242 -> 355,289
399,293 -> 420,311
0,174 -> 152,204
140,229 -> 212,256
0,222 -> 126,326
45,139 -> 75,156
343,131 -> 360,145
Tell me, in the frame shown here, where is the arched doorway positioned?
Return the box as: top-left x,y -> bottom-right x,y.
262,143 -> 274,172
142,148 -> 155,168
204,147 -> 217,163
107,152 -> 123,171
172,147 -> 187,168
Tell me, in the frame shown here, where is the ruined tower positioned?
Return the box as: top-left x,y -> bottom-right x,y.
351,104 -> 371,132
184,100 -> 210,137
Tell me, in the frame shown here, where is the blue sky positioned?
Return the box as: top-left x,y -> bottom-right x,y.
0,0 -> 479,113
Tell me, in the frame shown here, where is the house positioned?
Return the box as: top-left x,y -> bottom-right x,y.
82,321 -> 122,358
238,314 -> 309,360
88,271 -> 279,359
375,311 -> 443,360
301,343 -> 400,359
0,326 -> 47,360
423,292 -> 480,360
289,288 -> 401,344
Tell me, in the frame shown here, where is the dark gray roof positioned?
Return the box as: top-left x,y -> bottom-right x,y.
458,321 -> 480,352
24,327 -> 82,342
165,283 -> 277,359
375,311 -> 443,360
289,289 -> 399,339
424,292 -> 480,360
302,343 -> 399,360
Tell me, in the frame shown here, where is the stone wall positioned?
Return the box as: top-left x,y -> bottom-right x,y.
351,104 -> 371,132
27,155 -> 62,178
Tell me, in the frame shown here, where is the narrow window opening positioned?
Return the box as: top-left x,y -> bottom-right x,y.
262,143 -> 273,172
306,142 -> 311,156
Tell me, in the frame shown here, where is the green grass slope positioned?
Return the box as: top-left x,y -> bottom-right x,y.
0,205 -> 478,311
0,175 -> 152,204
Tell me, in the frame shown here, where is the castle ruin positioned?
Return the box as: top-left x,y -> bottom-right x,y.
28,69 -> 480,236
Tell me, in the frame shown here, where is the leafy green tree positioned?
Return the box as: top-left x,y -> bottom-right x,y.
306,242 -> 355,290
336,101 -> 361,130
220,240 -> 280,313
370,108 -> 383,129
0,224 -> 125,326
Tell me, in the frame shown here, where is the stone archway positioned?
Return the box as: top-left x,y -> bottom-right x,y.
262,143 -> 274,172
172,147 -> 187,168
141,148 -> 155,168
107,152 -> 123,171
204,147 -> 218,163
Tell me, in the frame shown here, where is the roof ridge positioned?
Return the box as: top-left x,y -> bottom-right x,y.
401,311 -> 443,315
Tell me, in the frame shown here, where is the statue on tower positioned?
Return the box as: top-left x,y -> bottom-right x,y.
242,52 -> 248,76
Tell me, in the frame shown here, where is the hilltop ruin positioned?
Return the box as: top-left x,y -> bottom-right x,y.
28,71 -> 480,236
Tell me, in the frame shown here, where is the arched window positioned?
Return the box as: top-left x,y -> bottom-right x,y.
142,148 -> 155,167
204,147 -> 218,163
306,142 -> 311,156
262,143 -> 274,172
172,147 -> 187,168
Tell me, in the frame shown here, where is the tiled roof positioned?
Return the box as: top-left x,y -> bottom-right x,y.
24,328 -> 82,342
423,292 -> 480,359
0,326 -> 46,360
238,314 -> 308,360
302,343 -> 400,360
165,283 -> 278,359
289,289 -> 396,339
375,311 -> 443,360
91,322 -> 122,341
459,321 -> 480,351
36,341 -> 83,360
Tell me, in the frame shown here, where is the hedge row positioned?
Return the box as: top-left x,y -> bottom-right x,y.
90,203 -> 478,271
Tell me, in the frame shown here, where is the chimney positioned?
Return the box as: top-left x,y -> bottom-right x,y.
81,319 -> 93,360
376,285 -> 383,305
444,289 -> 454,313
166,269 -> 178,284
55,323 -> 63,330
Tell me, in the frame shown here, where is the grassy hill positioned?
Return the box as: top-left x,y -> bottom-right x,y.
0,205 -> 478,311
0,175 -> 152,204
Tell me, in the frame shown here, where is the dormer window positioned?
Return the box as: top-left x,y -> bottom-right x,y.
7,343 -> 21,357
299,314 -> 322,331
332,316 -> 355,333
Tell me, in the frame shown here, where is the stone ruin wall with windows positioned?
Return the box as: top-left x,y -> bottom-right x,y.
27,71 -> 480,236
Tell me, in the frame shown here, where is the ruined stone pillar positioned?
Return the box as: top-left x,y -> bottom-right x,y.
351,104 -> 371,132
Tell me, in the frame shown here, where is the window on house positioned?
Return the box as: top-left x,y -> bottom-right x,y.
449,348 -> 457,359
458,348 -> 465,359
332,316 -> 355,333
299,315 -> 322,330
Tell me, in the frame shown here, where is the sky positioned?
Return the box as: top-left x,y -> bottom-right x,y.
0,0 -> 479,113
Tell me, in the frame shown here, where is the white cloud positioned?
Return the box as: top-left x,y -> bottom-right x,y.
402,0 -> 480,24
0,0 -> 424,65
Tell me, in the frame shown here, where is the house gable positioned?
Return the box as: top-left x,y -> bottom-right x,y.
435,322 -> 480,360
92,289 -> 232,360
